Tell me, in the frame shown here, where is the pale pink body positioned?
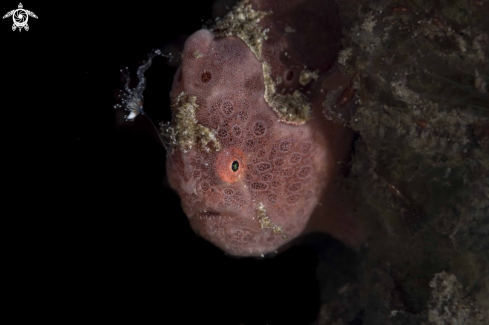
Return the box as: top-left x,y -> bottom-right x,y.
166,0 -> 364,256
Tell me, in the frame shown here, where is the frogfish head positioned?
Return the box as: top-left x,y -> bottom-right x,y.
165,29 -> 336,257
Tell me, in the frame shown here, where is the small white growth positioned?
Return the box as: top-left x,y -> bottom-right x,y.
391,79 -> 422,106
475,69 -> 487,94
428,272 -> 485,325
473,33 -> 488,63
161,92 -> 221,153
299,68 -> 319,86
192,50 -> 203,59
285,26 -> 296,33
361,12 -> 377,32
338,48 -> 353,66
211,0 -> 269,59
256,202 -> 287,240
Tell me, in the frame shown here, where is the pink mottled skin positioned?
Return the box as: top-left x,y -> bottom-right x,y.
167,0 -> 365,256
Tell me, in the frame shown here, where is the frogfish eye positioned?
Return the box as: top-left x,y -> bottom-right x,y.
216,148 -> 245,183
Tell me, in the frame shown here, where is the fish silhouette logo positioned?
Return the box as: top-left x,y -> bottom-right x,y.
3,3 -> 37,32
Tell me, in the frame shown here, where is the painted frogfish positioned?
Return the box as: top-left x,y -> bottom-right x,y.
159,0 -> 364,256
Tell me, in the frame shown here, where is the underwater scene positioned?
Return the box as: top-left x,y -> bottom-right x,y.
11,0 -> 485,324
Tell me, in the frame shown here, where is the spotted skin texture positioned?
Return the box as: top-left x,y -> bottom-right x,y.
166,0 -> 363,256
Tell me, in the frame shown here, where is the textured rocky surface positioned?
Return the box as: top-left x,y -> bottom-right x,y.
313,0 -> 488,324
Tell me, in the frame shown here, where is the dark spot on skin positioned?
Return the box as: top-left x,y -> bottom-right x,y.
274,158 -> 285,166
301,142 -> 312,153
246,139 -> 256,149
285,70 -> 294,81
298,166 -> 312,179
286,194 -> 300,205
256,162 -> 271,172
201,70 -> 212,82
232,125 -> 241,137
221,101 -> 234,116
252,121 -> 267,137
218,129 -> 228,138
250,182 -> 268,191
224,188 -> 234,195
289,153 -> 302,164
261,174 -> 273,182
279,140 -> 291,152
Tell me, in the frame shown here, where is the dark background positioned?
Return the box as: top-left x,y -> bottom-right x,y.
3,1 -> 356,323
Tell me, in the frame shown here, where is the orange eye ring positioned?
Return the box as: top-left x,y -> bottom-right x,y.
216,147 -> 245,183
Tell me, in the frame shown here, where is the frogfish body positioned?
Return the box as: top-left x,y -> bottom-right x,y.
163,0 -> 363,256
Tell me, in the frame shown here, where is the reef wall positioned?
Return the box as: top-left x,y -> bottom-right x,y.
314,0 -> 488,324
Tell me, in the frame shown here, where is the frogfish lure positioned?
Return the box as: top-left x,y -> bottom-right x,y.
120,0 -> 365,257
